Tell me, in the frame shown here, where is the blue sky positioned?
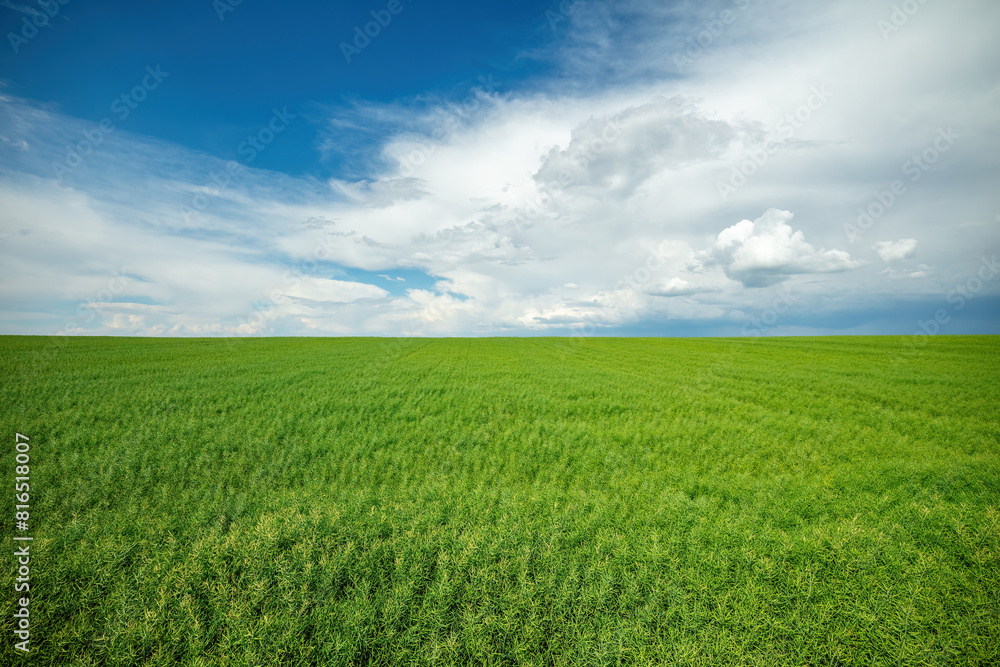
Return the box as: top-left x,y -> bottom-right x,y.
0,0 -> 556,175
0,0 -> 998,337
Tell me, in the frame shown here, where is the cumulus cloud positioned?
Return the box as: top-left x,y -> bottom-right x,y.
702,209 -> 863,288
873,239 -> 917,263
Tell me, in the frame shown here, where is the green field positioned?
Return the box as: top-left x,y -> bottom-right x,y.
1,336 -> 998,665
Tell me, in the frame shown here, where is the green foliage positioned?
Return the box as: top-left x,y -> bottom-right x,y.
1,336 -> 998,665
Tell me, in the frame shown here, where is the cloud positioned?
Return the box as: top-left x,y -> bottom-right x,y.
330,177 -> 428,208
410,219 -> 535,270
873,238 -> 917,263
880,262 -> 929,280
281,278 -> 388,304
0,133 -> 29,151
0,0 -> 48,18
646,277 -> 718,297
702,209 -> 863,288
2,0 -> 999,336
533,96 -> 735,198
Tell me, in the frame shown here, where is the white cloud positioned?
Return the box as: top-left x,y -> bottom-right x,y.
873,238 -> 917,263
702,209 -> 863,288
282,278 -> 388,304
1,0 -> 999,336
646,277 -> 717,297
880,262 -> 930,280
533,96 -> 735,199
330,177 -> 428,209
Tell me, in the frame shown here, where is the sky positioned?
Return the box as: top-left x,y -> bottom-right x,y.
0,0 -> 998,337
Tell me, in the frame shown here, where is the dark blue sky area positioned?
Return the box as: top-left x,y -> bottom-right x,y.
1,0 -> 556,175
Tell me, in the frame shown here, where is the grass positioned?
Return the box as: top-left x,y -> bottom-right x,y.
1,335 -> 998,666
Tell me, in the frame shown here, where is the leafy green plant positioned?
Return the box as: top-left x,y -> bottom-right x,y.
1,336 -> 997,665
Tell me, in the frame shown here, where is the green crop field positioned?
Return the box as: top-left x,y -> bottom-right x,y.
1,335 -> 998,666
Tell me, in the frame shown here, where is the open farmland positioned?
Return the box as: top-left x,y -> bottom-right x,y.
1,335 -> 998,665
